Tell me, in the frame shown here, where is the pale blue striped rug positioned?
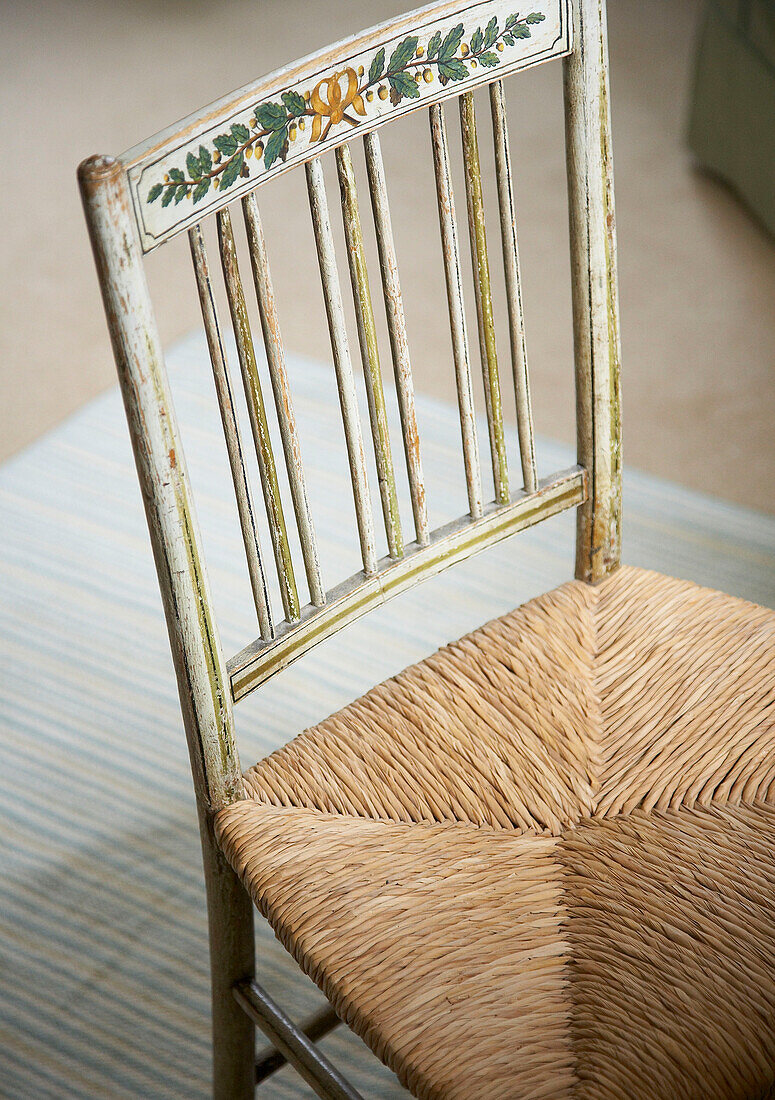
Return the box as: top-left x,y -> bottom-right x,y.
1,331 -> 774,1099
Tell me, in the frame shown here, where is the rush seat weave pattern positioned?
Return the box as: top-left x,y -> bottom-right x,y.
215,566 -> 775,1099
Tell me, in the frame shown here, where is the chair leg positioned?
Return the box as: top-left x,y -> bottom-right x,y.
200,813 -> 256,1100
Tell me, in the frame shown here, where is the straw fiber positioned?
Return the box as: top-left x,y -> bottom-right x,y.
216,565 -> 775,1098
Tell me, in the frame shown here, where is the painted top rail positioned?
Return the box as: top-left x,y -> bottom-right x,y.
121,0 -> 571,252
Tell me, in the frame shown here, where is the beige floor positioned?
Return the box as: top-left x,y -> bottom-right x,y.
2,0 -> 775,513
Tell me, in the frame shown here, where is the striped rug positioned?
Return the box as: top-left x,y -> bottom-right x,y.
1,331 -> 774,1099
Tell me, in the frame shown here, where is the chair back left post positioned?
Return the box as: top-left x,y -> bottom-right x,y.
78,155 -> 256,1098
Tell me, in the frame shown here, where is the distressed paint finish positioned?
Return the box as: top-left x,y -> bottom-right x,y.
80,0 -> 629,1091
123,0 -> 571,251
306,157 -> 379,575
189,223 -> 274,639
489,79 -> 538,493
363,131 -> 430,547
78,157 -> 256,1100
563,0 -> 622,582
241,192 -> 326,607
460,90 -> 510,506
336,144 -> 403,560
217,209 -> 301,621
229,465 -> 586,700
429,103 -> 484,519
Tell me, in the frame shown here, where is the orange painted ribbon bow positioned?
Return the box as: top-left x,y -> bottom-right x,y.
310,67 -> 366,142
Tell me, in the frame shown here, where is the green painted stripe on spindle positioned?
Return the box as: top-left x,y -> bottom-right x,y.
336,144 -> 403,560
218,209 -> 300,621
460,90 -> 509,506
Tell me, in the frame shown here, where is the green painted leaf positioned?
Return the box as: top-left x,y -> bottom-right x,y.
438,58 -> 468,81
147,183 -> 163,203
388,71 -> 420,100
483,16 -> 499,48
193,178 -> 210,204
161,185 -> 177,208
213,133 -> 237,156
387,35 -> 418,72
263,126 -> 287,170
478,50 -> 499,67
470,27 -> 483,53
438,23 -> 464,61
168,167 -> 185,183
220,151 -> 244,189
525,12 -> 545,23
198,145 -> 212,173
186,151 -> 202,180
512,23 -> 531,38
505,13 -> 519,28
281,90 -> 306,116
255,102 -> 287,131
369,46 -> 385,82
503,34 -> 514,45
231,123 -> 250,143
174,183 -> 188,204
426,31 -> 441,59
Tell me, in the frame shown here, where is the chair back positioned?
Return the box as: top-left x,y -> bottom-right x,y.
79,0 -> 621,816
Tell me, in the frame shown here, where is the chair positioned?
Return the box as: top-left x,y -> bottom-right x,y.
78,0 -> 775,1095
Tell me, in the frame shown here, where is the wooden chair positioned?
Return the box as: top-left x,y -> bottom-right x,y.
78,0 -> 775,1096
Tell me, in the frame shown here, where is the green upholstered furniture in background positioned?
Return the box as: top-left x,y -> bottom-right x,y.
689,0 -> 775,235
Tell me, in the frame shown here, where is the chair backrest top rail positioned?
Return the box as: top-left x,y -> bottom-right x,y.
121,0 -> 572,253
228,463 -> 586,701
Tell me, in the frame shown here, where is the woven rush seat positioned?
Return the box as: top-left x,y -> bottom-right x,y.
215,565 -> 775,1099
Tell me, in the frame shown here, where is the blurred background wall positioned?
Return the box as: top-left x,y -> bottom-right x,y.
2,0 -> 774,512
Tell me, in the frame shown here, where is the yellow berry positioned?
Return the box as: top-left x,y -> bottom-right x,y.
163,173 -> 170,183
299,119 -> 305,130
255,141 -> 264,157
496,41 -> 504,51
414,71 -> 421,82
358,64 -> 364,75
461,42 -> 469,56
304,90 -> 310,101
249,117 -> 257,127
378,85 -> 388,100
423,68 -> 433,82
415,45 -> 424,57
212,178 -> 219,190
471,59 -> 477,67
366,89 -> 374,101
213,151 -> 221,164
289,125 -> 297,141
246,146 -> 253,158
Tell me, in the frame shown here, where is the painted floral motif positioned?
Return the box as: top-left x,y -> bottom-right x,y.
146,10 -> 545,208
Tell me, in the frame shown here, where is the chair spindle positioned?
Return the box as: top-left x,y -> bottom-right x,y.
335,143 -> 404,560
428,102 -> 483,520
217,208 -> 301,622
489,80 -> 537,493
459,90 -> 509,506
305,156 -> 378,575
241,193 -> 326,607
363,131 -> 430,548
188,224 -> 274,640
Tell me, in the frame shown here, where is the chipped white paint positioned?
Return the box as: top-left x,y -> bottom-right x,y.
363,131 -> 430,547
489,79 -> 538,493
429,101 -> 484,519
306,156 -> 379,575
189,223 -> 274,639
563,0 -> 622,582
242,192 -> 326,607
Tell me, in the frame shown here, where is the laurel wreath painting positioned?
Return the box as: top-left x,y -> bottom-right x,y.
147,11 -> 545,207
